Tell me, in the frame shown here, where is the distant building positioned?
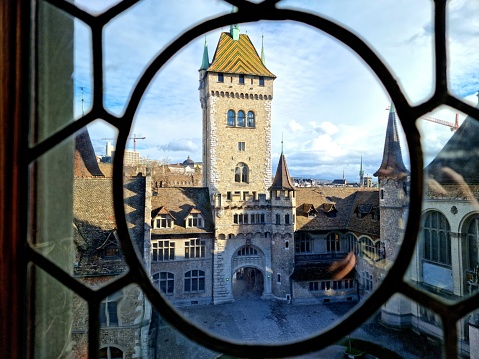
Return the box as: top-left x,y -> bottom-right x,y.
100,141 -> 141,166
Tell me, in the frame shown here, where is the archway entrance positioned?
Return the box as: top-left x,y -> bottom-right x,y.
232,267 -> 264,299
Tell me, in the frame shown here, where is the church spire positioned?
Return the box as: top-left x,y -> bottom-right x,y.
374,102 -> 409,178
359,155 -> 364,185
230,6 -> 240,41
199,37 -> 209,70
261,34 -> 266,65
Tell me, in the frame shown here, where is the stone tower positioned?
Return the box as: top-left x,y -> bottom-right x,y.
269,151 -> 296,300
374,103 -> 411,327
198,27 -> 276,200
199,24 -> 294,304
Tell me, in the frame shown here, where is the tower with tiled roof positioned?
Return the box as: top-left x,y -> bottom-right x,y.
199,22 -> 295,304
199,24 -> 276,198
374,103 -> 409,262
375,103 -> 411,329
269,151 -> 296,299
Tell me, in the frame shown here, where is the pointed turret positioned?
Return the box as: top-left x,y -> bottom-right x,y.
374,103 -> 409,178
199,37 -> 209,70
269,152 -> 295,191
261,35 -> 266,65
230,6 -> 240,41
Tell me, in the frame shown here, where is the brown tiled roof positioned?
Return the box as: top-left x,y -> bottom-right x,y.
374,106 -> 409,178
295,187 -> 379,238
73,176 -> 146,276
347,190 -> 380,237
425,115 -> 479,185
269,153 -> 295,191
151,187 -> 214,235
74,129 -> 104,178
208,32 -> 275,77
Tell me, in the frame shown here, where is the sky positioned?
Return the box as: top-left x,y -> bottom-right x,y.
73,0 -> 479,181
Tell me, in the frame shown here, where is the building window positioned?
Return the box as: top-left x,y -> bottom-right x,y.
361,237 -> 378,261
218,72 -> 224,82
285,214 -> 290,225
363,271 -> 373,291
259,76 -> 264,86
238,141 -> 245,151
103,243 -> 120,259
100,296 -> 120,327
285,240 -> 289,249
227,109 -> 235,126
466,215 -> 479,269
344,279 -> 355,289
239,74 -> 244,84
154,214 -> 173,229
187,213 -> 203,228
227,191 -> 232,200
185,239 -> 206,258
237,110 -> 245,127
237,246 -> 258,256
295,232 -> 312,253
277,274 -> 281,283
276,213 -> 281,225
99,346 -> 124,359
234,162 -> 249,183
423,211 -> 451,265
380,188 -> 384,199
247,111 -> 255,127
184,270 -> 205,293
326,233 -> 340,252
152,240 -> 175,261
347,233 -> 359,255
153,272 -> 174,295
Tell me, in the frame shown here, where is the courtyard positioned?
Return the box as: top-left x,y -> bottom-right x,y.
153,292 -> 442,359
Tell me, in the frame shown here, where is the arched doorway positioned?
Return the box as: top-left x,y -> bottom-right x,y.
232,267 -> 264,299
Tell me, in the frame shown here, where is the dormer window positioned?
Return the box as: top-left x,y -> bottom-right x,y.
97,230 -> 121,260
154,214 -> 173,229
187,213 -> 204,228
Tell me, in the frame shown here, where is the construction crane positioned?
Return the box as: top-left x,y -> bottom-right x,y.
421,113 -> 460,132
385,106 -> 460,132
101,134 -> 146,152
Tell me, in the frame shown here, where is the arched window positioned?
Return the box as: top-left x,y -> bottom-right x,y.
153,272 -> 174,294
422,211 -> 451,265
326,232 -> 340,252
295,232 -> 312,253
235,163 -> 249,183
237,110 -> 245,127
361,237 -> 377,260
247,111 -> 255,127
184,270 -> 205,293
347,233 -> 359,255
465,215 -> 479,270
227,109 -> 235,126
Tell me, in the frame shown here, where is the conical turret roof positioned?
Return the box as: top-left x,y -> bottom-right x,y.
374,103 -> 409,178
425,92 -> 479,184
269,152 -> 295,191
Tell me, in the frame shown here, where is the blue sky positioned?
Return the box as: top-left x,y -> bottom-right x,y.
74,0 -> 479,181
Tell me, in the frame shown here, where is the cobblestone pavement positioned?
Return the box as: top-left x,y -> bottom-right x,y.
155,290 -> 441,358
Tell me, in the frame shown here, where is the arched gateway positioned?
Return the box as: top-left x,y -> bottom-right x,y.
232,246 -> 266,299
